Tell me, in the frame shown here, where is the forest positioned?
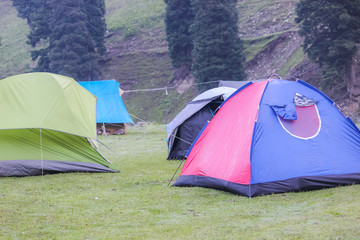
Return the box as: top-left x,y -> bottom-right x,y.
1,0 -> 359,122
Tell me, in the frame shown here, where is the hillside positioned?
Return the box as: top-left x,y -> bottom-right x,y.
0,0 -> 358,123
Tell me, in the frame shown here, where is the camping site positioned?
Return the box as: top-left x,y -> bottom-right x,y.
1,0 -> 360,239
2,124 -> 360,239
2,75 -> 360,239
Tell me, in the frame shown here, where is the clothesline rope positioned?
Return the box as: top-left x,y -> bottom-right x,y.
123,80 -> 221,93
121,74 -> 300,94
122,74 -> 302,131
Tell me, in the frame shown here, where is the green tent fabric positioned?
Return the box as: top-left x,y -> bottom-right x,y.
0,72 -> 118,176
0,72 -> 96,138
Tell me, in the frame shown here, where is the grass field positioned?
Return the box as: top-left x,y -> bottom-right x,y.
1,124 -> 360,239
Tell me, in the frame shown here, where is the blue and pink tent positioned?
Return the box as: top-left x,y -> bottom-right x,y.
173,79 -> 360,197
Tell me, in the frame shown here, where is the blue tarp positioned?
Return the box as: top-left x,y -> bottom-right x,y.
79,80 -> 133,124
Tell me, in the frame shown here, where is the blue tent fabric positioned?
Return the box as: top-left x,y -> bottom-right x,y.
250,79 -> 360,185
79,80 -> 133,124
174,79 -> 360,197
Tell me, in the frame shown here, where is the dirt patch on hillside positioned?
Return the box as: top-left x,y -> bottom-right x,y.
168,65 -> 195,94
104,28 -> 168,57
238,0 -> 298,38
245,31 -> 303,80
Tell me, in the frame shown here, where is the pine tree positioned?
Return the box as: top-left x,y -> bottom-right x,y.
190,0 -> 246,91
48,0 -> 100,81
12,0 -> 107,81
84,0 -> 107,55
295,0 -> 360,91
12,0 -> 52,71
164,0 -> 194,68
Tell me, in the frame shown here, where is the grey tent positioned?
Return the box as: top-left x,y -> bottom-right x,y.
166,87 -> 236,160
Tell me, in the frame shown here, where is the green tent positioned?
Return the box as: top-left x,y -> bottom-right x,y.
0,72 -> 118,176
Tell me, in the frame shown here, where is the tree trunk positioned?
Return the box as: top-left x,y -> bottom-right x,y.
346,50 -> 360,100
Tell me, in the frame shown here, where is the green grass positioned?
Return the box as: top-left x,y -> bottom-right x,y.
2,124 -> 360,239
105,0 -> 165,37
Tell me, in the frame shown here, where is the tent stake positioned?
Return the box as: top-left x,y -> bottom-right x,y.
167,158 -> 185,187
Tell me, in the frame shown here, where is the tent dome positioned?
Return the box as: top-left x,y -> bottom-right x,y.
0,72 -> 117,176
174,79 -> 360,197
0,72 -> 97,139
166,86 -> 236,160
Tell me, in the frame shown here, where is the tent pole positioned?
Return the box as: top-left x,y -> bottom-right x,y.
102,123 -> 106,136
167,158 -> 185,187
40,128 -> 44,176
249,184 -> 251,199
